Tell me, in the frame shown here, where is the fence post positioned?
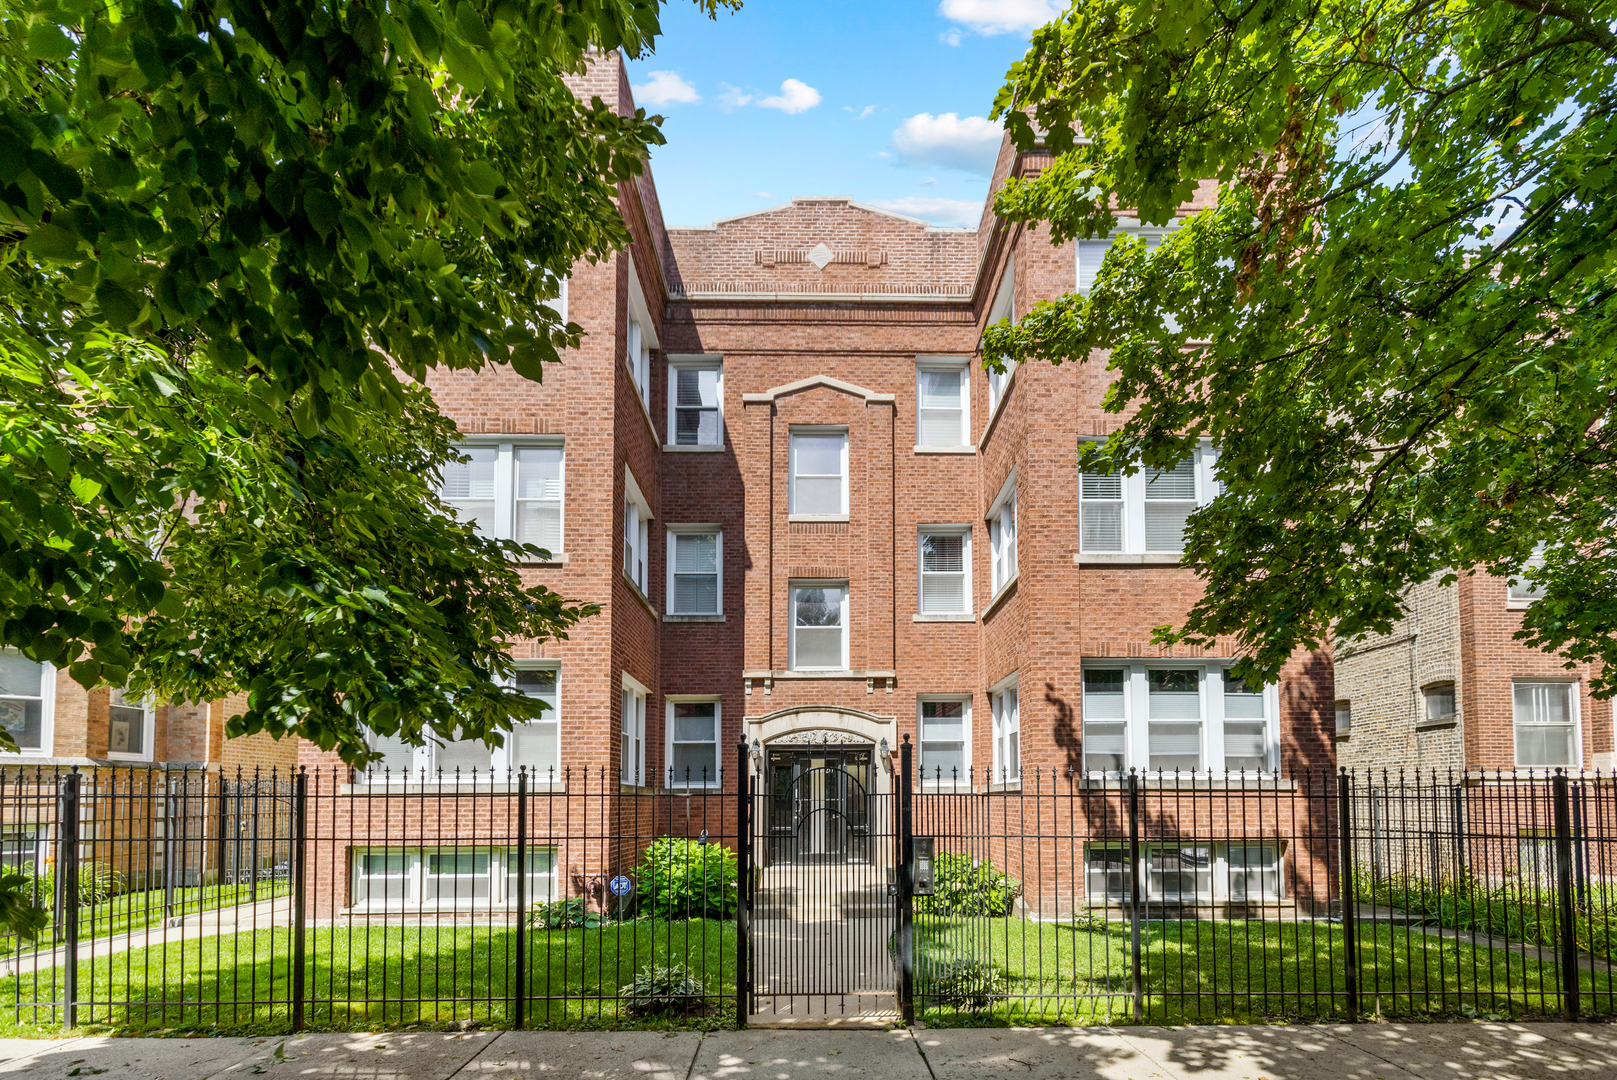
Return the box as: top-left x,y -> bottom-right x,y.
1127,769 -> 1142,1024
736,738 -> 750,1028
291,768 -> 308,1032
57,771 -> 80,1028
1553,770 -> 1579,1020
514,767 -> 528,1030
1337,768 -> 1358,1023
897,735 -> 915,1025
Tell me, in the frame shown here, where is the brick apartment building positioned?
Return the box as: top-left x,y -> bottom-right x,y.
293,52 -> 1341,918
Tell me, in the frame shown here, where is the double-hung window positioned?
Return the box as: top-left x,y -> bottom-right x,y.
667,698 -> 720,788
361,664 -> 560,783
1082,669 -> 1127,774
625,255 -> 658,414
919,528 -> 971,615
0,650 -> 50,755
985,257 -> 1016,414
624,467 -> 652,596
988,475 -> 1017,596
919,697 -> 970,785
1508,545 -> 1548,606
667,528 -> 721,616
790,583 -> 848,670
1423,683 -> 1457,725
1076,222 -> 1175,295
1082,662 -> 1275,777
1148,669 -> 1203,772
1513,681 -> 1578,768
621,676 -> 648,787
108,688 -> 153,760
668,356 -> 723,447
1221,675 -> 1267,772
1085,842 -> 1283,905
916,361 -> 970,448
510,665 -> 561,780
440,441 -> 565,554
1079,441 -> 1217,556
352,846 -> 556,910
790,431 -> 848,517
990,679 -> 1020,783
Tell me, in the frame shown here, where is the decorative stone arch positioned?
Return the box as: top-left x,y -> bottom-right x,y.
744,705 -> 898,750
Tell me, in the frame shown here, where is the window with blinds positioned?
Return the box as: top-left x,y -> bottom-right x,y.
1148,668 -> 1202,771
790,432 -> 848,516
669,700 -> 719,787
917,365 -> 968,446
920,530 -> 969,614
920,699 -> 969,784
514,447 -> 563,552
439,442 -> 564,552
441,445 -> 498,535
1144,457 -> 1197,553
511,667 -> 560,779
1514,681 -> 1577,768
1082,668 -> 1126,773
1080,467 -> 1124,553
671,362 -> 722,446
1222,674 -> 1266,772
669,531 -> 721,615
0,649 -> 48,753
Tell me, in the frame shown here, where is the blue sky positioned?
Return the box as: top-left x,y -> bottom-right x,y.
624,0 -> 1058,229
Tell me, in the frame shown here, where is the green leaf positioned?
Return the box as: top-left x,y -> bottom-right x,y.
26,23 -> 74,61
305,188 -> 339,238
440,36 -> 484,96
454,2 -> 495,50
68,474 -> 103,503
466,160 -> 501,196
23,222 -> 80,261
94,280 -> 144,327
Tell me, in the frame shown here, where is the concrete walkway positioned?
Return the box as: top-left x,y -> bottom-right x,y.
0,898 -> 293,979
1,1021 -> 1615,1079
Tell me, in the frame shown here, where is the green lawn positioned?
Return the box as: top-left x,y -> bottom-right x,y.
2,882 -> 292,956
914,916 -> 1617,1025
0,920 -> 738,1036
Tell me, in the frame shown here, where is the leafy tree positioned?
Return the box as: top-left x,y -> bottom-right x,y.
0,0 -> 736,782
984,0 -> 1617,690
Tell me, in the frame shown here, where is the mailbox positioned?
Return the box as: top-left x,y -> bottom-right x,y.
913,836 -> 936,896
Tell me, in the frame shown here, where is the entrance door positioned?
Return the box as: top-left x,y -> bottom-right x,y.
749,744 -> 895,1022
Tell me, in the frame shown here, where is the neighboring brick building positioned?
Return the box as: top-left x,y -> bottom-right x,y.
1335,573 -> 1613,777
295,52 -> 1339,918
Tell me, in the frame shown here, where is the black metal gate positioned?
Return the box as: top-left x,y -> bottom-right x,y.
741,740 -> 899,1022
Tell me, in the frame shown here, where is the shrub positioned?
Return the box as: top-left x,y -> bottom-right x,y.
633,838 -> 738,920
923,955 -> 1004,1011
1361,869 -> 1617,958
618,963 -> 707,1016
530,897 -> 608,929
914,853 -> 1020,917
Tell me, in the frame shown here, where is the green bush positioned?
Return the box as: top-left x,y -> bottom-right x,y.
1361,869 -> 1617,959
530,897 -> 609,929
618,963 -> 707,1016
922,955 -> 1004,1011
633,838 -> 737,921
914,853 -> 1020,917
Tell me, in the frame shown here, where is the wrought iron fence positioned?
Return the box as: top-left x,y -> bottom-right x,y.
0,753 -> 1613,1034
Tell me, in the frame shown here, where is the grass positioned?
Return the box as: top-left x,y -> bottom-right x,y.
0,919 -> 738,1037
1361,871 -> 1617,959
1,882 -> 292,957
913,916 -> 1617,1026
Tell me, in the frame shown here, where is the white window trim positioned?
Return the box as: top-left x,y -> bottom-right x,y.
544,275 -> 568,322
987,469 -> 1018,600
789,579 -> 851,672
625,251 -> 660,419
1076,218 -> 1181,295
106,691 -> 155,762
1507,544 -> 1548,608
666,354 -> 725,451
666,525 -> 723,617
788,427 -> 850,519
0,655 -> 53,757
1512,679 -> 1582,771
1079,660 -> 1280,778
1078,438 -> 1217,556
918,525 -> 973,616
507,660 -> 562,781
918,694 -> 972,788
1084,841 -> 1286,905
990,675 -> 1021,785
665,695 -> 722,790
444,438 -> 566,556
915,357 -> 972,451
624,465 -> 653,598
348,845 -> 559,912
984,258 -> 1017,422
621,672 -> 649,788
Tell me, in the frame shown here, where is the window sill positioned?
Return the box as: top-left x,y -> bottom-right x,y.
984,781 -> 1022,793
788,514 -> 849,523
743,669 -> 897,681
1076,775 -> 1297,791
623,577 -> 658,619
662,443 -> 726,453
663,613 -> 726,623
981,575 -> 1019,620
1074,553 -> 1186,566
106,753 -> 153,763
1506,599 -> 1536,610
914,445 -> 975,455
913,613 -> 976,623
661,783 -> 723,793
514,552 -> 570,568
1416,716 -> 1459,731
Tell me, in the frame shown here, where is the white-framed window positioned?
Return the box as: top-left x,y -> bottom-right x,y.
1079,440 -> 1218,555
789,430 -> 848,517
1423,683 -> 1457,724
988,474 -> 1017,596
510,664 -> 561,780
790,582 -> 849,671
625,254 -> 658,413
918,697 -> 970,786
351,846 -> 556,910
666,528 -> 721,616
1513,681 -> 1578,769
1085,842 -> 1284,904
543,274 -> 568,321
0,650 -> 52,755
668,355 -> 723,447
1508,546 -> 1547,606
1336,701 -> 1352,734
990,678 -> 1020,783
439,440 -> 565,553
360,664 -> 560,783
1080,661 -> 1278,777
1076,220 -> 1177,295
919,527 -> 971,615
624,467 -> 652,596
985,256 -> 1016,415
916,359 -> 970,448
107,688 -> 154,761
621,674 -> 648,787
666,697 -> 720,788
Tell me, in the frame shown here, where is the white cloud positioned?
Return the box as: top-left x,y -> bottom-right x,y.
631,70 -> 699,106
941,28 -> 963,45
891,112 -> 1004,175
844,104 -> 876,120
918,177 -> 939,187
866,197 -> 984,228
716,83 -> 754,111
758,78 -> 822,114
938,0 -> 1059,34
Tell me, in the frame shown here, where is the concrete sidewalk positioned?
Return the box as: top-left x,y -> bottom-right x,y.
1,1021 -> 1615,1080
